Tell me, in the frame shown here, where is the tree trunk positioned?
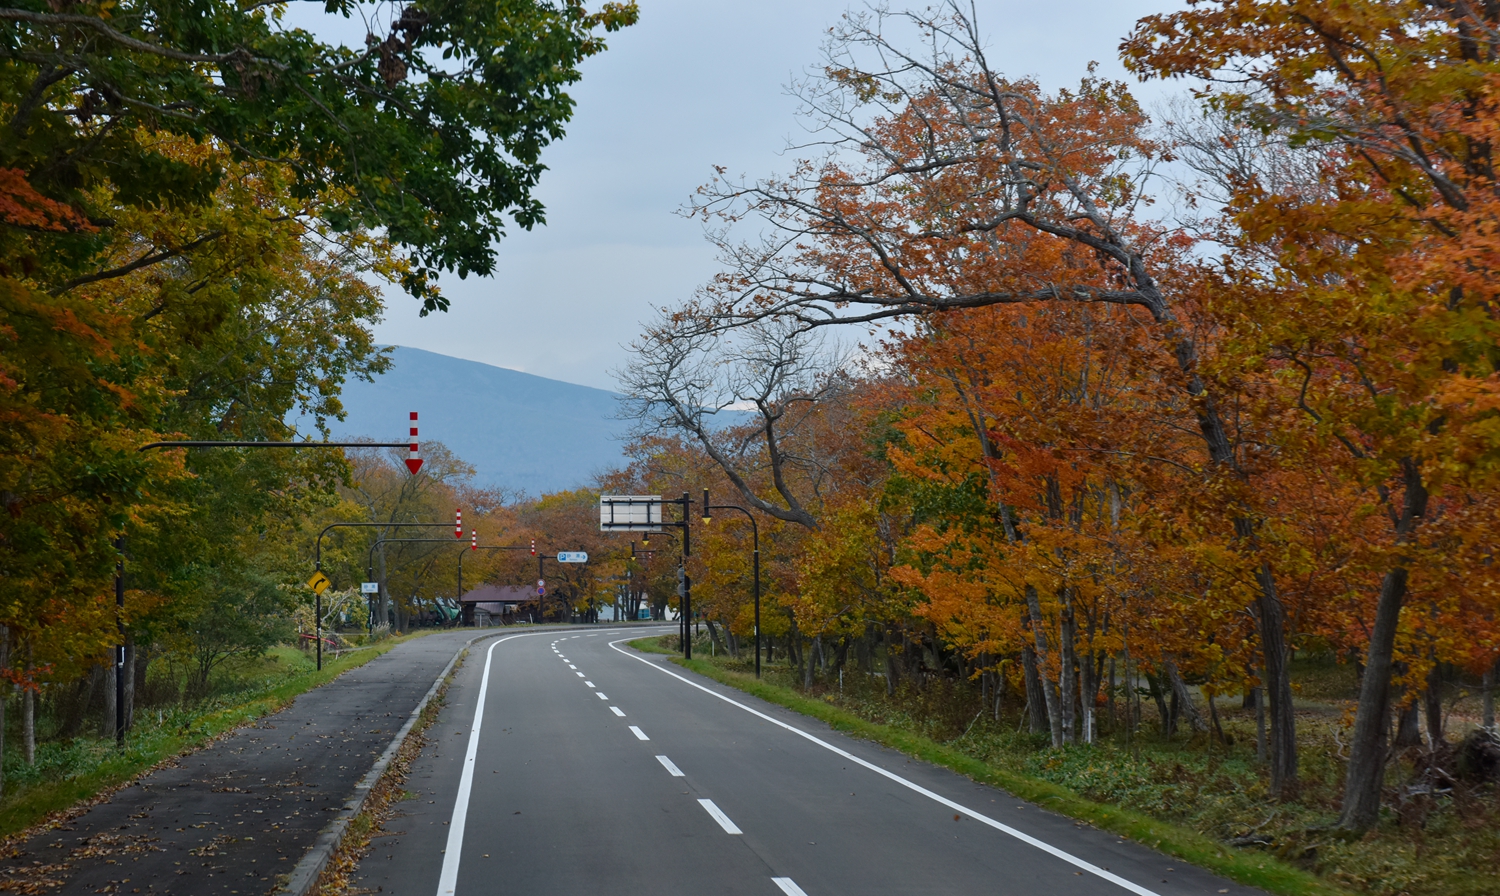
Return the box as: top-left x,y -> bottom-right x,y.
1484,657 -> 1497,732
104,651 -> 117,739
1022,646 -> 1049,735
1394,698 -> 1421,747
1423,664 -> 1444,746
1340,459 -> 1427,832
1146,673 -> 1171,736
123,641 -> 136,732
1058,591 -> 1078,745
1166,659 -> 1210,734
883,625 -> 899,696
1249,559 -> 1299,799
22,683 -> 34,766
0,626 -> 9,798
1025,587 -> 1066,747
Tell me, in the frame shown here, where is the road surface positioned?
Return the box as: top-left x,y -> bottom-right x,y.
354,628 -> 1261,896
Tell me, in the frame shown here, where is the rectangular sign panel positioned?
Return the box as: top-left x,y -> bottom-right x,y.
599,495 -> 664,532
360,582 -> 379,594
556,551 -> 588,563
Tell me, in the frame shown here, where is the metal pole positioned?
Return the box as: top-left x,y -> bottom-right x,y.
681,492 -> 691,660
115,535 -> 126,748
315,555 -> 322,672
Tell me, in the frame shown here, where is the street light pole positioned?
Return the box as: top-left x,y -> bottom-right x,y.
118,433 -> 420,748
702,489 -> 762,678
315,522 -> 455,669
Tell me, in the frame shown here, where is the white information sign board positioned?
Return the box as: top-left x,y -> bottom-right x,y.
360,582 -> 380,594
599,495 -> 664,532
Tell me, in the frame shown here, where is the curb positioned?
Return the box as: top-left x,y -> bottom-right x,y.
278,630 -> 498,896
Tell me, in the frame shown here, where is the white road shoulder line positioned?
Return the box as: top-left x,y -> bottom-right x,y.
607,638 -> 1163,896
610,706 -> 626,717
655,754 -> 684,776
629,725 -> 649,740
698,799 -> 741,834
437,631 -> 549,896
772,879 -> 809,896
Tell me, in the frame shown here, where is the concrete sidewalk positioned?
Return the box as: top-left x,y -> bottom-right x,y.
0,629 -> 500,896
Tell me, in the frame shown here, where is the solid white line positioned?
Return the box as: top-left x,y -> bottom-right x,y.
607,638 -> 1163,896
596,692 -> 608,700
698,799 -> 741,834
436,632 -> 547,896
655,754 -> 684,776
629,725 -> 649,741
772,878 -> 809,896
610,706 -> 626,717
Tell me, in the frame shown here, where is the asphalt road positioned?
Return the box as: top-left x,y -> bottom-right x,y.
355,628 -> 1264,896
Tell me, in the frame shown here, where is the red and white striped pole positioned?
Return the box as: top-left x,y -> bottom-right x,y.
471,529 -> 477,551
455,509 -> 463,539
404,412 -> 423,475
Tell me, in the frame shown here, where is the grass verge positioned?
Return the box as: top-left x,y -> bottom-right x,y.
0,631 -> 435,843
630,636 -> 1352,896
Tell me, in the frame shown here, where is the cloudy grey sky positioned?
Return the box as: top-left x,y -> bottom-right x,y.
302,1 -> 1182,391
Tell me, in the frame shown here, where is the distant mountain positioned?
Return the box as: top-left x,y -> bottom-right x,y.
312,347 -> 631,495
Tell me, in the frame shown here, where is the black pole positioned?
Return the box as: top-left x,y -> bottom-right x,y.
681,492 -> 691,660
115,535 -> 126,748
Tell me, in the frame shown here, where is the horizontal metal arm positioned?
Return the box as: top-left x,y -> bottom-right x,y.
140,441 -> 409,451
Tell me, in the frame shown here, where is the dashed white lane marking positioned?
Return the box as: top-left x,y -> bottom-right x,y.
596,692 -> 608,700
610,706 -> 625,717
568,664 -> 576,669
576,672 -> 585,677
607,637 -> 1165,896
698,799 -> 741,834
772,879 -> 809,896
655,755 -> 684,776
585,681 -> 595,687
629,725 -> 649,740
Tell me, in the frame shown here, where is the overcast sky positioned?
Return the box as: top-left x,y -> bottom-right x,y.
295,0 -> 1184,391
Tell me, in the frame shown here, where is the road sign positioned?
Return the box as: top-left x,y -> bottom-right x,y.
599,495 -> 664,532
306,571 -> 331,595
556,551 -> 588,563
360,582 -> 379,594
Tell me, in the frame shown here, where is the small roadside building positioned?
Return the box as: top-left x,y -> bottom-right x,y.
459,584 -> 532,626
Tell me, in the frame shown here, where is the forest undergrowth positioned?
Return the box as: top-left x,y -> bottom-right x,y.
655,636 -> 1499,896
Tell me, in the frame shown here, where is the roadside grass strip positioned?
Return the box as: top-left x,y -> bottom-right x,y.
627,637 -> 1351,896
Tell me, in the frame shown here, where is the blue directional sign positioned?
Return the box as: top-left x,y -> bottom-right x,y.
556,551 -> 588,563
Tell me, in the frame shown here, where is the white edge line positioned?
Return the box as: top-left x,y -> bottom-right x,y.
607,638 -> 1163,896
772,878 -> 809,896
697,798 -> 742,834
435,631 -> 548,896
655,754 -> 684,776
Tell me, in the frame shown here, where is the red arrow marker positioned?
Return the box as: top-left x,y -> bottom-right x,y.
405,412 -> 424,474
